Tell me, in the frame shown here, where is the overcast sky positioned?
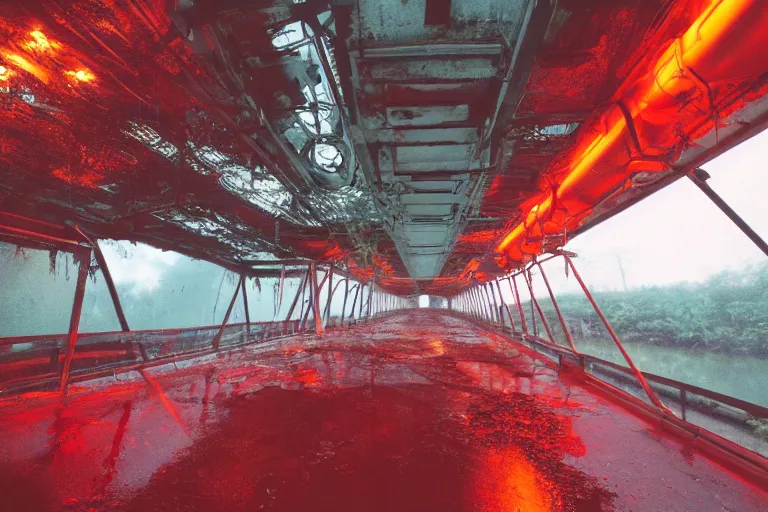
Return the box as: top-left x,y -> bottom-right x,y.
102,128 -> 768,299
555,128 -> 768,293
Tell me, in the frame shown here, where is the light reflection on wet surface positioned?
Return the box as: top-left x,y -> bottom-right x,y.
0,312 -> 766,511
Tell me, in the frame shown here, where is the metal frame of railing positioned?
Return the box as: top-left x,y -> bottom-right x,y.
0,216 -> 410,398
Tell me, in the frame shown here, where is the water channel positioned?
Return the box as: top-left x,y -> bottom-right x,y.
575,339 -> 768,407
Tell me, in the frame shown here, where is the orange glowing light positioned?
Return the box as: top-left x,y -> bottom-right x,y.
24,30 -> 60,53
428,339 -> 445,356
2,52 -> 49,83
65,68 -> 96,83
495,0 -> 766,261
0,65 -> 9,81
475,448 -> 555,512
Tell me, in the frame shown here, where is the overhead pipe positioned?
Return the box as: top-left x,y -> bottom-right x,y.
497,0 -> 768,265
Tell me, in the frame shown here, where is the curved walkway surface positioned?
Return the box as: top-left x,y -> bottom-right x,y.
0,311 -> 766,511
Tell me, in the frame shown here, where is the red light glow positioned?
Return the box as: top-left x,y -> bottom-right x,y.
495,0 -> 768,266
65,68 -> 96,83
2,51 -> 50,83
25,30 -> 60,53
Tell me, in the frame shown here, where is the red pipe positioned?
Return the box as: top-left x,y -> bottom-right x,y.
496,0 -> 768,265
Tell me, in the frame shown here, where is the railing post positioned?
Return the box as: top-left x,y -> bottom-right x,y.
240,275 -> 251,336
73,228 -> 130,332
523,268 -> 556,344
476,287 -> 486,320
472,287 -> 483,320
341,278 -> 350,327
213,274 -> 243,350
91,239 -> 130,332
495,279 -> 516,331
277,264 -> 286,313
309,262 -> 324,335
298,271 -> 309,328
366,283 -> 374,319
59,249 -> 90,396
323,265 -> 334,325
488,282 -> 501,325
680,389 -> 688,421
480,286 -> 492,322
284,269 -> 309,333
348,283 -> 359,323
482,284 -> 496,324
358,283 -> 365,320
537,261 -> 578,353
564,255 -> 667,411
508,276 -> 528,335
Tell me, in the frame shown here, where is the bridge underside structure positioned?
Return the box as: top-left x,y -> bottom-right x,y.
0,0 -> 766,295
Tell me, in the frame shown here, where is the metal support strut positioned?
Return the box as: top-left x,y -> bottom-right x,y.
74,227 -> 129,332
59,249 -> 90,396
564,254 -> 667,411
522,269 -> 556,344
688,168 -> 768,258
537,262 -> 579,354
212,274 -> 243,350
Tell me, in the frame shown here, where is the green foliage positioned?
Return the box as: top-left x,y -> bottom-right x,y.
534,263 -> 768,356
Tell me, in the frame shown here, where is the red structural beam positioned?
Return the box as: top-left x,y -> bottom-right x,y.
59,250 -> 91,395
563,255 -> 667,411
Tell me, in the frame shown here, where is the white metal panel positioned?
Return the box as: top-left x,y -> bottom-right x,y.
386,105 -> 470,127
397,144 -> 474,162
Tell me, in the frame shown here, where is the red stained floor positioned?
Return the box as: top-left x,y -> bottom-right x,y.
0,311 -> 766,511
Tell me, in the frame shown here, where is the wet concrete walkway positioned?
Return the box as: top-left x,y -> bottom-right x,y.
0,311 -> 765,511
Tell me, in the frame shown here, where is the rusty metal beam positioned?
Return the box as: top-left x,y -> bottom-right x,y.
284,269 -> 310,332
309,262 -> 324,334
59,250 -> 91,395
688,169 -> 768,258
212,275 -> 244,350
340,278 -> 350,327
564,255 -> 667,411
73,226 -> 128,332
85,236 -> 130,332
508,276 -> 528,335
494,279 -> 516,331
523,269 -> 555,344
323,265 -> 334,325
537,261 -> 579,354
480,0 -> 556,152
241,275 -> 251,336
